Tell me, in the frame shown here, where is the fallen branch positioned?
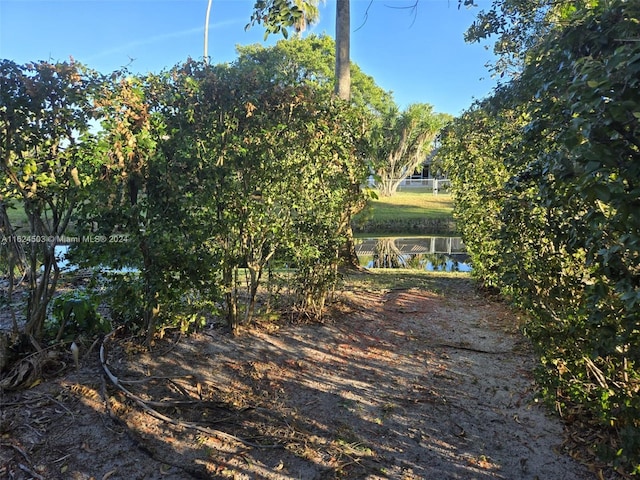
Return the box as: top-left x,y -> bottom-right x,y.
433,342 -> 512,355
99,331 -> 281,450
98,374 -> 211,480
18,462 -> 44,480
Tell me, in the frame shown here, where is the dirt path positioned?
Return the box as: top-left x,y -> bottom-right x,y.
1,276 -> 593,479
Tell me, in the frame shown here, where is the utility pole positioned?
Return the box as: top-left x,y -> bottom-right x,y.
204,0 -> 213,64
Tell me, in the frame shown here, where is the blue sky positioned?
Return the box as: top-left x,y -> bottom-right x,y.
0,0 -> 497,115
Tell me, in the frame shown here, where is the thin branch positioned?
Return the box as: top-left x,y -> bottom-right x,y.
354,0 -> 374,32
384,0 -> 419,27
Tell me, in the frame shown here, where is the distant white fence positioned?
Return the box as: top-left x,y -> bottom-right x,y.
399,178 -> 451,190
356,236 -> 466,256
366,177 -> 451,191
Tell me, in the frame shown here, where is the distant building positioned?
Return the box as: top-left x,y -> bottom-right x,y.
410,148 -> 446,180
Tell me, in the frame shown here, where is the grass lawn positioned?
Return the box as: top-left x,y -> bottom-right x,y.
342,269 -> 469,291
4,188 -> 454,236
354,189 -> 456,236
5,205 -> 29,230
359,188 -> 454,222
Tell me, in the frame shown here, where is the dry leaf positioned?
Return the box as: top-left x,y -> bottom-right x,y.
102,469 -> 117,480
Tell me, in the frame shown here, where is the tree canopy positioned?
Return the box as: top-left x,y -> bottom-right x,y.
235,34 -> 394,118
371,103 -> 451,197
0,59 -> 102,338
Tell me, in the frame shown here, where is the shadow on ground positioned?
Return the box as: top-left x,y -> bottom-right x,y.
1,275 -> 593,479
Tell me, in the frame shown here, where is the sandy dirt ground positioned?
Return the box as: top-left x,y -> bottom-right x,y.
1,275 -> 595,479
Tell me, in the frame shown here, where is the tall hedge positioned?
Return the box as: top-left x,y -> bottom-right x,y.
439,0 -> 640,471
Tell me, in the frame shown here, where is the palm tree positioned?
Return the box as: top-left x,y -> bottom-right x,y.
334,0 -> 350,99
289,0 -> 351,100
247,1 -> 346,90
293,0 -> 323,34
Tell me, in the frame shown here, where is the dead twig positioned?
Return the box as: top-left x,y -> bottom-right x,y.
41,393 -> 75,420
18,463 -> 44,480
433,342 -> 512,355
156,332 -> 182,356
99,331 -> 282,450
1,442 -> 30,464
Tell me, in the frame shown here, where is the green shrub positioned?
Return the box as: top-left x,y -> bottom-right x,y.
47,290 -> 110,341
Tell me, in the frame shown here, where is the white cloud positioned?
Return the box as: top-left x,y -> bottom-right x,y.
86,18 -> 239,61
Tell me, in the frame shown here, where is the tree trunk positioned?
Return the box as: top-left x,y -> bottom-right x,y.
372,238 -> 404,268
24,243 -> 59,339
0,202 -> 25,334
334,0 -> 360,268
376,177 -> 401,197
140,236 -> 160,348
338,207 -> 362,270
335,0 -> 350,100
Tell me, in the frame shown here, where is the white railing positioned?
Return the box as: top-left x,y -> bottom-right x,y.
355,236 -> 466,256
366,176 -> 451,191
398,178 -> 451,190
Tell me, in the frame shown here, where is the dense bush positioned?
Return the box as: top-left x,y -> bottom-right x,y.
439,0 -> 640,472
1,50 -> 371,344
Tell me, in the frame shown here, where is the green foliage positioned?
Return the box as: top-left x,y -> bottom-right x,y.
438,96 -> 519,287
235,34 -> 395,115
247,0 -> 318,39
47,290 -> 109,341
370,104 -> 452,197
0,59 -> 101,339
62,53 -> 369,335
101,272 -> 146,330
68,69 -> 226,343
443,0 -> 640,471
0,33 -> 399,353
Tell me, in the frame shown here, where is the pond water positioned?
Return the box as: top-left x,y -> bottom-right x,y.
55,238 -> 472,274
53,245 -> 136,274
53,245 -> 74,271
355,237 -> 471,272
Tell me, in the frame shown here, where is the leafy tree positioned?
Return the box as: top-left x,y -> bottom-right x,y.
77,57 -> 369,334
236,34 -> 394,115
437,88 -> 529,289
0,59 -> 100,340
72,71 -> 222,345
372,104 -> 451,197
516,4 -> 640,468
247,0 -> 349,99
169,59 -> 368,328
248,0 -> 323,39
235,34 -> 387,269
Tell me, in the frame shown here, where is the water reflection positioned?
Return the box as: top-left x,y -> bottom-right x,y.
356,237 -> 471,272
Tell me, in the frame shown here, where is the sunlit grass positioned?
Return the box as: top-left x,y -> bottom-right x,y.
364,190 -> 453,221
341,269 -> 471,293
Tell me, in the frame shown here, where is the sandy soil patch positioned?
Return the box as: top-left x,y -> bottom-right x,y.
1,276 -> 593,479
